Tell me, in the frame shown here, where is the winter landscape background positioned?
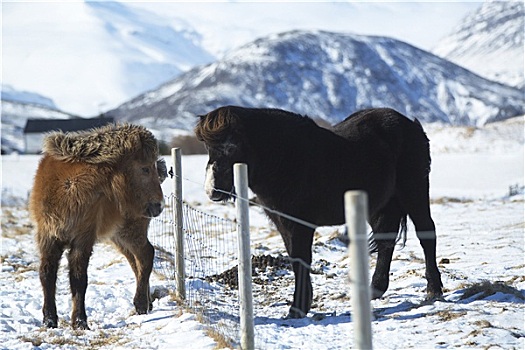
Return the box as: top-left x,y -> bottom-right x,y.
2,0 -> 524,154
1,0 -> 524,349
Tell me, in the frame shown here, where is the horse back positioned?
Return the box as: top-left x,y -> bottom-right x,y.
332,108 -> 430,167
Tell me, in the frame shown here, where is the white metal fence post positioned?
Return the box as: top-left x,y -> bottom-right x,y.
172,148 -> 186,300
345,190 -> 373,350
234,163 -> 255,350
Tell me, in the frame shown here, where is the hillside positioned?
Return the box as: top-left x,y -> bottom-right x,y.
2,1 -> 214,116
432,0 -> 524,88
107,30 -> 523,133
1,99 -> 78,154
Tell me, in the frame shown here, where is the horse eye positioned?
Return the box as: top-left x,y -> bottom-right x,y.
141,167 -> 150,174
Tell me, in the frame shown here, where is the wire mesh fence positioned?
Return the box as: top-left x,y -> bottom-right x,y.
149,194 -> 241,346
148,151 -> 375,349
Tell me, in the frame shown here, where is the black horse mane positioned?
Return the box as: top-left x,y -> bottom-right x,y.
195,106 -> 319,146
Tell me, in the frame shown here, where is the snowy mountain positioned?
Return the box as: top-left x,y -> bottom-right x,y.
2,1 -> 215,116
1,84 -> 57,109
106,30 -> 524,132
1,98 -> 78,154
432,0 -> 524,89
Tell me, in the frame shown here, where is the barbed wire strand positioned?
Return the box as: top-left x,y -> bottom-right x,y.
178,173 -> 436,241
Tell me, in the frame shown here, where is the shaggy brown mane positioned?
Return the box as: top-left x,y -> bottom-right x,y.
195,107 -> 240,145
43,123 -> 159,164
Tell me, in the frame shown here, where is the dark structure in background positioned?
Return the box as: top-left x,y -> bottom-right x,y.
23,117 -> 114,154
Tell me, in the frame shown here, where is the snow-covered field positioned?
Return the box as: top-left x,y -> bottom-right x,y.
1,119 -> 524,349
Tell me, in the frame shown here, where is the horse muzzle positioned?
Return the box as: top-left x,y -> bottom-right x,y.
208,190 -> 230,202
208,186 -> 235,202
145,201 -> 164,217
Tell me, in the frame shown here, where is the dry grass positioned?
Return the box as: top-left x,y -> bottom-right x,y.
431,197 -> 473,205
435,310 -> 467,321
18,328 -> 131,349
205,328 -> 234,349
459,281 -> 524,301
462,126 -> 478,139
1,208 -> 33,238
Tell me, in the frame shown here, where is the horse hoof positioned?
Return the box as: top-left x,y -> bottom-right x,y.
285,307 -> 307,319
43,317 -> 58,328
73,319 -> 89,330
370,287 -> 386,300
425,291 -> 445,302
135,306 -> 149,315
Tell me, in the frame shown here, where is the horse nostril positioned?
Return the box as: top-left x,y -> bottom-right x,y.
147,202 -> 163,217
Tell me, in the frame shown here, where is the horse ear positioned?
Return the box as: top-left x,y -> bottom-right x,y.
156,158 -> 168,183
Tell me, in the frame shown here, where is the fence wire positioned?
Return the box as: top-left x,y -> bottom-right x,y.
149,194 -> 241,346
148,168 -> 427,348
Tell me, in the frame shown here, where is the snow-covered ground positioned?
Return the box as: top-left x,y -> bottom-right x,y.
1,119 -> 524,349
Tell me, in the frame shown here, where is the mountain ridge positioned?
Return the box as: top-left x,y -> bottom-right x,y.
106,30 -> 523,132
432,0 -> 524,88
3,1 -> 215,116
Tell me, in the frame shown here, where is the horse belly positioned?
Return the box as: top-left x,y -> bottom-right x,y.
336,156 -> 397,217
94,198 -> 123,241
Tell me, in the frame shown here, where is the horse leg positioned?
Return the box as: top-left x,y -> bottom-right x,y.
282,225 -> 314,319
38,235 -> 64,328
129,240 -> 154,314
113,240 -> 155,314
369,199 -> 405,299
67,238 -> 94,330
398,172 -> 443,300
114,218 -> 154,314
408,207 -> 443,300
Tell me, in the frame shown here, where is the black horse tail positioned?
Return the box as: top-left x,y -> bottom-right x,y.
367,215 -> 408,253
396,215 -> 408,249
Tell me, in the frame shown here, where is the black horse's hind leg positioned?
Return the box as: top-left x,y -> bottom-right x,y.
39,236 -> 65,328
68,237 -> 94,330
279,223 -> 314,319
369,199 -> 405,299
398,175 -> 443,300
409,209 -> 443,300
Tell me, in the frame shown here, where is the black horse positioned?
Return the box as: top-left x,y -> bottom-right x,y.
195,106 -> 443,318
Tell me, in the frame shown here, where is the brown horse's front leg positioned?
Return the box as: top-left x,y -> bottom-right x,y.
132,240 -> 154,314
114,219 -> 154,314
68,242 -> 93,330
39,237 -> 64,328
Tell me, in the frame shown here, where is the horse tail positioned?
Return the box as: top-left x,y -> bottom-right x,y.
367,214 -> 408,253
396,215 -> 408,249
367,231 -> 378,253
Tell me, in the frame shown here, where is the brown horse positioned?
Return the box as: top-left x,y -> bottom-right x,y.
29,124 -> 167,329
